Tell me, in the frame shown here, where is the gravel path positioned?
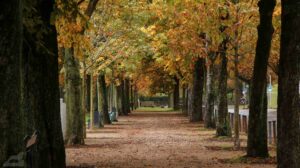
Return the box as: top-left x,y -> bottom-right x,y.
66,111 -> 276,168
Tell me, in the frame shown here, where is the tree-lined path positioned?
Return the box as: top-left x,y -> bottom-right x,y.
66,111 -> 275,168
1,0 -> 299,167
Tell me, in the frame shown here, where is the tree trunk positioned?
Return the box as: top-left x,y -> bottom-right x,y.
173,77 -> 180,111
117,84 -> 125,116
247,0 -> 275,157
86,75 -> 91,113
216,41 -> 231,137
190,58 -> 205,122
130,83 -> 134,111
231,0 -> 241,149
205,56 -> 216,128
182,87 -> 187,115
124,78 -> 131,114
133,87 -> 139,109
90,74 -> 94,129
81,68 -> 87,138
97,75 -> 105,127
0,0 -> 23,164
277,1 -> 300,167
23,0 -> 66,166
64,48 -> 84,145
169,93 -> 174,108
233,40 -> 241,148
98,74 -> 111,124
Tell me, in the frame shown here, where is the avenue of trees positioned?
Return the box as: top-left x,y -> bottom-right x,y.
0,0 -> 299,167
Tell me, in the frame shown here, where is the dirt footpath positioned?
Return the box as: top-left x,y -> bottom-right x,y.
66,112 -> 276,168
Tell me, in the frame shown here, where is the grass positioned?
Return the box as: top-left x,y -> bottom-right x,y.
134,107 -> 174,112
268,84 -> 278,109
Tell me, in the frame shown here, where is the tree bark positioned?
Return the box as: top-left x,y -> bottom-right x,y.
0,0 -> 23,164
98,74 -> 111,124
173,77 -> 180,111
133,86 -> 139,110
205,55 -> 216,128
182,87 -> 188,115
90,74 -> 94,129
64,48 -> 84,145
216,37 -> 231,137
86,75 -> 91,113
190,58 -> 205,122
117,84 -> 125,116
247,0 -> 275,157
277,1 -> 300,167
22,0 -> 66,166
21,0 -> 66,166
232,0 -> 241,150
97,75 -> 104,127
233,40 -> 241,148
81,66 -> 87,138
124,78 -> 131,114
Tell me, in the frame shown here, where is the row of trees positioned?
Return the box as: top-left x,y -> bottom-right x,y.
0,0 -> 299,167
134,0 -> 299,167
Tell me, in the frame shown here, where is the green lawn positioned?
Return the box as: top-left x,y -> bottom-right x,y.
268,84 -> 278,109
134,107 -> 174,112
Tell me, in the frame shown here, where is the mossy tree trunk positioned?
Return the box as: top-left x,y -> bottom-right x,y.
64,48 -> 84,145
205,54 -> 217,129
190,58 -> 205,122
216,36 -> 231,137
247,0 -> 276,157
277,1 -> 300,167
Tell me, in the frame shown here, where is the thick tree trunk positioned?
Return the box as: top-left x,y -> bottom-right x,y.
205,57 -> 216,128
64,48 -> 84,145
86,75 -> 91,113
130,84 -> 134,111
182,87 -> 188,115
133,87 -> 139,109
90,74 -> 94,129
0,0 -> 23,164
277,1 -> 300,167
22,0 -> 66,166
232,0 -> 241,149
247,0 -> 275,158
117,84 -> 125,116
216,42 -> 231,137
81,68 -> 87,138
173,77 -> 180,111
190,58 -> 205,122
98,74 -> 111,124
97,75 -> 104,127
234,45 -> 241,148
124,78 -> 131,114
